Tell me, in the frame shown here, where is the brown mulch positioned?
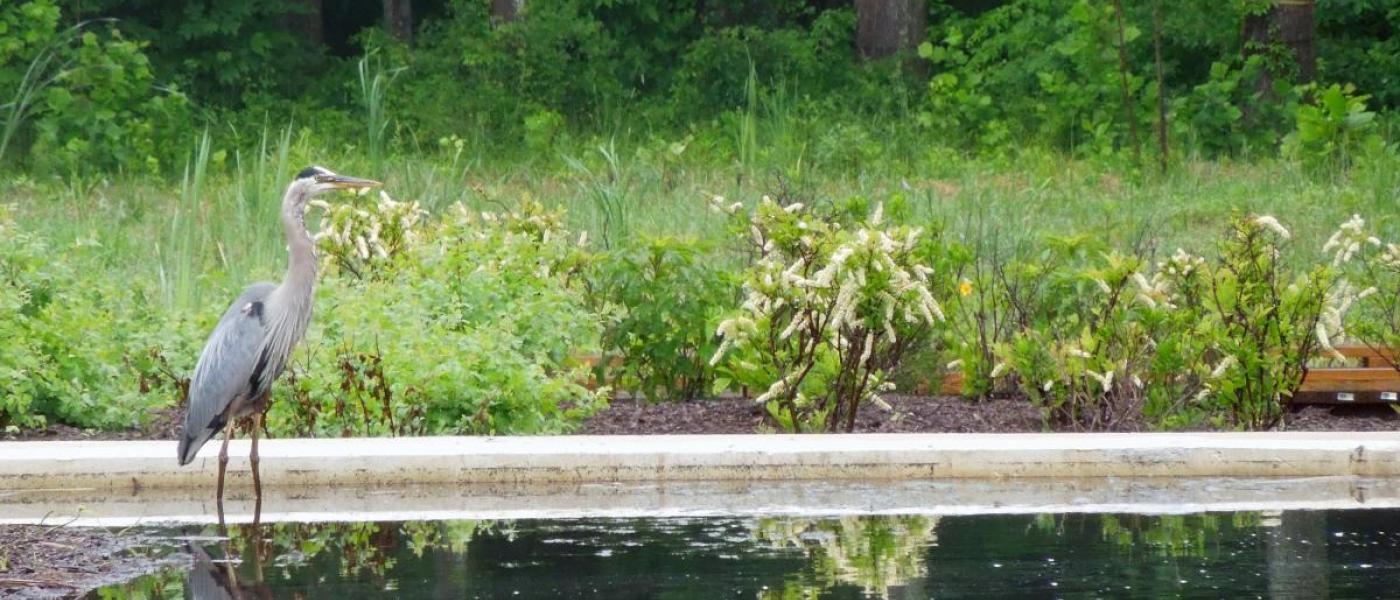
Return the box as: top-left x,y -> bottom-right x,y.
0,526 -> 184,599
577,395 -> 1400,434
1,407 -> 181,443
5,397 -> 1398,442
1286,404 -> 1400,431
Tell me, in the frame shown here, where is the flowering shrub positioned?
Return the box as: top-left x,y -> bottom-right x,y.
312,190 -> 426,280
709,197 -> 950,432
1188,216 -> 1332,429
984,215 -> 1340,430
990,243 -> 1191,430
1324,214 -> 1397,369
270,199 -> 604,437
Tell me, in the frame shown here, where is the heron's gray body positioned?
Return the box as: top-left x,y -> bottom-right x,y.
176,166 -> 373,468
177,279 -> 312,465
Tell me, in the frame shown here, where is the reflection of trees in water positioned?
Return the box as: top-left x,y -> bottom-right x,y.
1030,512 -> 1261,559
1265,511 -> 1329,600
752,515 -> 939,599
92,566 -> 187,598
188,520 -> 497,596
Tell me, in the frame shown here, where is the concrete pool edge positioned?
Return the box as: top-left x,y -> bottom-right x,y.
2,476 -> 1395,526
3,432 -> 1400,491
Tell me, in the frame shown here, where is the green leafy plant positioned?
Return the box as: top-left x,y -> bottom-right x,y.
271,199 -> 605,437
589,235 -> 735,401
563,140 -> 632,250
357,48 -> 404,175
1190,216 -> 1331,428
976,234 -> 1214,430
0,0 -> 189,174
0,205 -> 195,430
1284,82 -> 1385,174
710,196 -> 950,432
0,0 -> 68,167
983,215 -> 1338,430
992,244 -> 1150,429
523,109 -> 566,155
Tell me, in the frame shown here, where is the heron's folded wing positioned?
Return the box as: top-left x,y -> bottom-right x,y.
184,283 -> 276,435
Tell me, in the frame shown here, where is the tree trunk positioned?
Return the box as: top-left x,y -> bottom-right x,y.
1267,511 -> 1329,599
855,0 -> 927,60
1242,0 -> 1316,91
286,0 -> 324,47
1153,0 -> 1168,173
1242,5 -> 1274,97
383,0 -> 413,43
1110,0 -> 1141,166
492,0 -> 524,23
1275,0 -> 1316,83
287,0 -> 324,46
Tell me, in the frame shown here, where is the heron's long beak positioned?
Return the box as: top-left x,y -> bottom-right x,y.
319,175 -> 382,189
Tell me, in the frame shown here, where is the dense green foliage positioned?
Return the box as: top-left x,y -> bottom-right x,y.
2,0 -> 1398,174
4,0 -> 1400,436
589,236 -> 736,402
271,198 -> 606,437
972,216 -> 1336,430
0,206 -> 198,430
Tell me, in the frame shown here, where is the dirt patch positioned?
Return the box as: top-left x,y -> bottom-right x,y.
0,525 -> 185,599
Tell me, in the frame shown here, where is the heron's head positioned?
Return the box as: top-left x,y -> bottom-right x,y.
290,166 -> 381,201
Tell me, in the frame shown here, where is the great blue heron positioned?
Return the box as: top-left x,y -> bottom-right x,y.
177,166 -> 380,505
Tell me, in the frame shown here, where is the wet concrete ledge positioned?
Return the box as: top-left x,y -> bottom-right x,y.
2,433 -> 1400,493
1,476 -> 1394,527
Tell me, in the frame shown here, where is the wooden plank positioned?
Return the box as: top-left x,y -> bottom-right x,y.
940,372 -> 964,395
1299,368 -> 1400,393
1331,344 -> 1397,367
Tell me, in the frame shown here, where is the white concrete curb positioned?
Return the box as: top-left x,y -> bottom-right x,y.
3,432 -> 1399,492
2,476 -> 1393,527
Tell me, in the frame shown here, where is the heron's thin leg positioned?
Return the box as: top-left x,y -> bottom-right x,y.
216,418 -> 236,524
250,410 -> 264,526
251,518 -> 266,584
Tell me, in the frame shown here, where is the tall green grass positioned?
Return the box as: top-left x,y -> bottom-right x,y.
9,106 -> 1399,325
0,23 -> 88,167
358,49 -> 404,176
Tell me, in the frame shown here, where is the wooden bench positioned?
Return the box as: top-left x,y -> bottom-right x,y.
1296,344 -> 1399,405
935,344 -> 1400,404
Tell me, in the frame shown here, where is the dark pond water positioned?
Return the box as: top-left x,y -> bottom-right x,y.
93,509 -> 1400,599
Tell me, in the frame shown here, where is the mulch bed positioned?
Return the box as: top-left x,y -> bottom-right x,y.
5,396 -> 1398,442
577,396 -> 1400,434
0,526 -> 184,599
1,407 -> 182,443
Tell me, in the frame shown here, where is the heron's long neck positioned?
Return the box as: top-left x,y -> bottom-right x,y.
277,189 -> 318,311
